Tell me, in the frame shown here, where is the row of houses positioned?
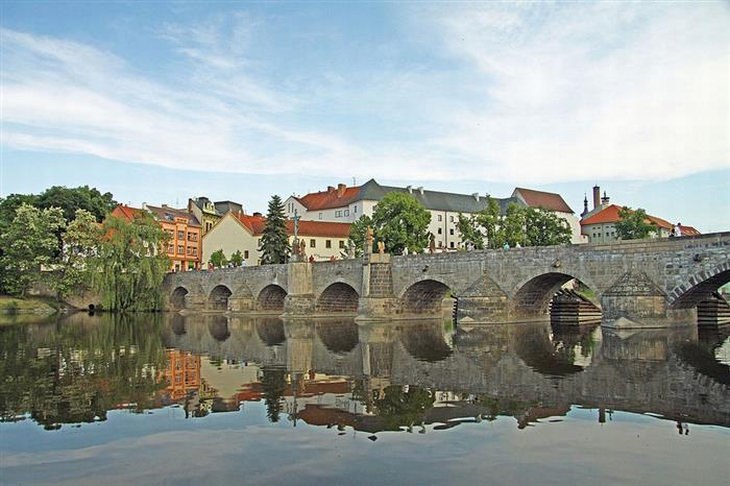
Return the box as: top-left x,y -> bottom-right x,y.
112,179 -> 697,271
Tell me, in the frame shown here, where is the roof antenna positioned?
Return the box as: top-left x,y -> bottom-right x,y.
353,177 -> 357,186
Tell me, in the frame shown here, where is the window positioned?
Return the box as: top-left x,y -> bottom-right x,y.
449,229 -> 454,236
450,241 -> 455,248
244,251 -> 249,259
192,248 -> 197,256
438,215 -> 443,222
438,241 -> 443,248
354,206 -> 357,214
168,244 -> 175,254
310,239 -> 316,248
206,222 -> 213,232
344,209 -> 349,216
437,228 -> 442,235
319,213 -> 323,220
177,230 -> 184,240
326,240 -> 332,249
335,210 -> 342,217
339,241 -> 346,249
177,245 -> 184,255
449,216 -> 454,222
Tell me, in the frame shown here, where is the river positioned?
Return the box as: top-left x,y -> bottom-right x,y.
1,312 -> 728,485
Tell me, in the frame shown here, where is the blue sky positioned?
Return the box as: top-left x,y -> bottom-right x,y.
1,1 -> 728,232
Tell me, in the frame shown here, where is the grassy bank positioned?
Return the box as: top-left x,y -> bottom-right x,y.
0,295 -> 59,317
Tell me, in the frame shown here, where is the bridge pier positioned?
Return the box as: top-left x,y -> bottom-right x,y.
283,262 -> 316,316
228,296 -> 255,312
456,296 -> 510,323
183,293 -> 207,312
356,253 -> 395,321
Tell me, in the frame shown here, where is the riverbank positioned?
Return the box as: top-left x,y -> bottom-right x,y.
0,296 -> 59,324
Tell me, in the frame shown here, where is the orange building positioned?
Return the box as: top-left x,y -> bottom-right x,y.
163,350 -> 202,402
111,203 -> 202,272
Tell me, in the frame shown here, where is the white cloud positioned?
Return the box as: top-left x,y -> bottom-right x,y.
1,2 -> 729,185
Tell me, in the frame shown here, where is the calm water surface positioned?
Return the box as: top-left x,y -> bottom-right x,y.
1,313 -> 728,485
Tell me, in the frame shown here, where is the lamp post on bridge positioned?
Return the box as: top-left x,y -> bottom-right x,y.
292,209 -> 301,262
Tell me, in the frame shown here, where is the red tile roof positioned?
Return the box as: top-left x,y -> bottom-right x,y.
581,204 -> 677,231
679,225 -> 701,236
513,187 -> 574,213
296,184 -> 361,211
111,204 -> 143,220
232,213 -> 350,238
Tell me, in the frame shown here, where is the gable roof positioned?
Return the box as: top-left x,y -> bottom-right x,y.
230,212 -> 350,238
513,187 -> 574,213
145,205 -> 201,226
111,204 -> 142,220
296,178 -> 518,215
580,204 -> 675,230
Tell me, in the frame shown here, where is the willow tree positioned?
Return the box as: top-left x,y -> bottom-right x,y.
91,212 -> 170,311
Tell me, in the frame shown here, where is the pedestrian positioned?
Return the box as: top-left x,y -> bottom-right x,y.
674,222 -> 682,237
503,242 -> 510,251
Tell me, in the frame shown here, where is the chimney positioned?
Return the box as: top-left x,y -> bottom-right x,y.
253,212 -> 262,217
407,185 -> 413,193
161,203 -> 168,208
337,183 -> 346,197
327,186 -> 335,193
592,186 -> 600,210
601,191 -> 610,206
472,193 -> 480,201
417,186 -> 424,195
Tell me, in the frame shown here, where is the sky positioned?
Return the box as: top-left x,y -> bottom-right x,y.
1,1 -> 728,232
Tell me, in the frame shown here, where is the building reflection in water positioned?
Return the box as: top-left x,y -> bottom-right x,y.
2,311 -> 728,435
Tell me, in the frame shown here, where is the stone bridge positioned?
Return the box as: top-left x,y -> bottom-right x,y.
163,232 -> 730,328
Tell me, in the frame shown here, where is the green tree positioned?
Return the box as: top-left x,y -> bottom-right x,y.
502,203 -> 527,247
209,249 -> 227,268
615,207 -> 655,240
229,250 -> 243,267
53,209 -> 102,299
260,366 -> 287,423
259,195 -> 290,264
523,207 -> 571,246
0,204 -> 66,297
37,185 -> 117,223
348,215 -> 374,256
456,213 -> 485,250
90,212 -> 170,311
474,196 -> 503,249
370,192 -> 431,255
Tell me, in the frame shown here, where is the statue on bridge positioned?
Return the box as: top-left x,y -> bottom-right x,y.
365,226 -> 373,256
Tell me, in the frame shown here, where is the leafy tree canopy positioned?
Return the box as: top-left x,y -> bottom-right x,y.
259,195 -> 290,264
229,250 -> 244,266
370,192 -> 431,255
615,207 -> 655,240
209,249 -> 227,267
0,204 -> 66,297
37,185 -> 117,223
348,215 -> 374,257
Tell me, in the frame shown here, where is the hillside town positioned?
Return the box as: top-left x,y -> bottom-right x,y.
110,179 -> 699,272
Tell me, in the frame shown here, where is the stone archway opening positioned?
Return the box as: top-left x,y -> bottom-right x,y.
670,268 -> 730,327
400,279 -> 455,317
316,283 -> 359,314
209,285 -> 232,311
257,285 -> 287,312
171,287 -> 189,310
208,315 -> 231,342
513,273 -> 601,323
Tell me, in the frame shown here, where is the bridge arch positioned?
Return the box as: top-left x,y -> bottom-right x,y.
668,263 -> 730,309
257,284 -> 288,312
317,319 -> 358,354
208,315 -> 231,342
170,286 -> 189,310
208,285 -> 233,311
399,278 -> 454,315
255,318 -> 286,346
316,282 -> 360,314
512,272 -> 599,320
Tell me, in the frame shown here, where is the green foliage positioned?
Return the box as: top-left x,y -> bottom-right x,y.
348,215 -> 374,257
209,249 -> 227,268
371,385 -> 435,430
259,195 -> 290,264
523,207 -> 572,246
370,192 -> 431,255
229,250 -> 243,266
37,185 -> 117,223
456,213 -> 485,250
456,198 -> 571,249
90,212 -> 170,312
54,209 -> 102,299
0,204 -> 66,297
615,207 -> 655,240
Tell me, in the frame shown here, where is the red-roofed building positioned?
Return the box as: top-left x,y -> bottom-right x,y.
511,188 -> 584,244
580,204 -> 698,243
111,203 -> 202,271
202,211 -> 351,265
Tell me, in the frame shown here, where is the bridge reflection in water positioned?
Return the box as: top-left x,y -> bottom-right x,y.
3,312 -> 726,433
